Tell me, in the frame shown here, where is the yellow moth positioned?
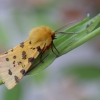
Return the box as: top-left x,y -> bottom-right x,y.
0,22 -> 74,89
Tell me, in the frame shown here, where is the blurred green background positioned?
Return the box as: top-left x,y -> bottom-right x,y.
0,0 -> 100,100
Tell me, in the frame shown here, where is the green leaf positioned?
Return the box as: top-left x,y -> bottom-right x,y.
28,14 -> 100,75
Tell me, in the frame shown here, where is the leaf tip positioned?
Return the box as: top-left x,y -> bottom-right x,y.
87,13 -> 90,17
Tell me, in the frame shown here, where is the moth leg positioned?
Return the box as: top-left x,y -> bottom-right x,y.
52,41 -> 59,54
25,54 -> 49,75
51,41 -> 59,57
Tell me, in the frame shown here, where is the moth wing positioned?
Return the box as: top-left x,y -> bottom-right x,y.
0,40 -> 45,89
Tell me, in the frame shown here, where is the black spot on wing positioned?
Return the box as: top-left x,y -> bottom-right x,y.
8,69 -> 12,75
36,46 -> 41,53
6,58 -> 9,61
17,61 -> 22,65
14,76 -> 19,83
20,42 -> 24,48
13,55 -> 16,59
28,57 -> 34,63
22,51 -> 26,59
13,61 -> 15,64
29,41 -> 31,44
20,69 -> 25,75
30,47 -> 35,50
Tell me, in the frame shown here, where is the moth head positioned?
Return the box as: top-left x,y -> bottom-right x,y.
29,26 -> 54,44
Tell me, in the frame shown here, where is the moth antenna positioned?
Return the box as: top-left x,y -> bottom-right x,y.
57,32 -> 77,34
55,20 -> 76,33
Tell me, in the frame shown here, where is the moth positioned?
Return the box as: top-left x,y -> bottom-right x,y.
0,22 -> 74,89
